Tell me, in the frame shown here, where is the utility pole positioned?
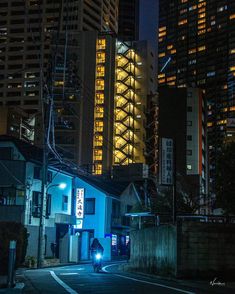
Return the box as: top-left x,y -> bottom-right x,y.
172,139 -> 177,224
37,13 -> 48,268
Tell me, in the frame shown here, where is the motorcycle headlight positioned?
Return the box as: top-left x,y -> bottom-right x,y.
95,253 -> 102,260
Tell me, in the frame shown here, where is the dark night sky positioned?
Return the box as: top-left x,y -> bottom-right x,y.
139,0 -> 159,51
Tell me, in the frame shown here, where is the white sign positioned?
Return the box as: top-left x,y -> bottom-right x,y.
160,138 -> 174,185
76,188 -> 84,219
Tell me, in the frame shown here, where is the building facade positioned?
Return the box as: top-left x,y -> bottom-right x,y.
158,87 -> 208,213
0,106 -> 35,143
113,40 -> 156,169
0,0 -> 119,143
158,0 -> 235,194
118,0 -> 139,41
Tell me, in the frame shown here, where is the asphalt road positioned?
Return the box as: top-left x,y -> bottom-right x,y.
22,262 -> 233,294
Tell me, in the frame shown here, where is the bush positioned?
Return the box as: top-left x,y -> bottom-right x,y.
0,222 -> 28,275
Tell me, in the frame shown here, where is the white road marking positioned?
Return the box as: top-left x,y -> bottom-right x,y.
50,271 -> 78,294
59,273 -> 79,276
102,264 -> 195,294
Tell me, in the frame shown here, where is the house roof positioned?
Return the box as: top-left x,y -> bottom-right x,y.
0,135 -> 42,163
78,174 -> 130,197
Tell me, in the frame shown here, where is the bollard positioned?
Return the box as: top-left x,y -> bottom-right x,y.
7,240 -> 16,288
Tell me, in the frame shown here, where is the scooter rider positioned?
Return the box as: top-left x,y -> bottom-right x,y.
90,238 -> 104,259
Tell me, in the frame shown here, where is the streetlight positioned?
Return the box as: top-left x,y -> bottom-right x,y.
37,182 -> 67,268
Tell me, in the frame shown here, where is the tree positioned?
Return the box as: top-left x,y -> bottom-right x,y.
216,142 -> 235,215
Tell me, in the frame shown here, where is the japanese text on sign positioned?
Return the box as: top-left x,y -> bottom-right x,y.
160,138 -> 174,185
76,188 -> 84,218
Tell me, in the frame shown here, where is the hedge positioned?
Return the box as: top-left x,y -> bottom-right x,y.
0,222 -> 28,275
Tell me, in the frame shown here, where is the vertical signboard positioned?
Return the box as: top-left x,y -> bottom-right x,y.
76,188 -> 84,219
160,138 -> 174,185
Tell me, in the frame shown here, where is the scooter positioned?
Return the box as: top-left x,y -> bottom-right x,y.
93,252 -> 102,273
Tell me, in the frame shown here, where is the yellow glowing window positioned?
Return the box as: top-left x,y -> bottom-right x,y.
158,73 -> 165,78
97,39 -> 106,50
217,120 -> 227,125
189,48 -> 196,54
230,66 -> 235,71
167,45 -> 173,50
198,8 -> 206,13
96,66 -> 105,77
170,49 -> 176,54
198,13 -> 206,18
159,26 -> 166,32
230,106 -> 235,111
167,76 -> 176,82
198,24 -> 206,29
158,52 -> 165,58
159,31 -> 166,37
94,135 -> 103,146
230,49 -> 235,54
168,81 -> 176,86
96,93 -> 104,104
96,79 -> 104,90
158,79 -> 165,84
207,122 -> 213,127
181,0 -> 188,3
97,52 -> 105,63
178,19 -> 188,26
198,30 -> 206,35
198,19 -> 205,24
198,46 -> 206,51
94,164 -> 102,175
54,81 -> 64,86
230,14 -> 235,20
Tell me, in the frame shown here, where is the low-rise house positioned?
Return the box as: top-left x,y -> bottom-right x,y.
0,135 -> 75,262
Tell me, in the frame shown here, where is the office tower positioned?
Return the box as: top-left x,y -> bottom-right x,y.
118,0 -> 139,41
0,0 -> 119,166
158,0 -> 235,193
158,87 -> 208,213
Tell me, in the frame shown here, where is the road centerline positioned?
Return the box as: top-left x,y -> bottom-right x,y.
50,270 -> 78,294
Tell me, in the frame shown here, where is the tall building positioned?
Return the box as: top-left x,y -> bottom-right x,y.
158,87 -> 208,213
0,0 -> 119,168
118,0 -> 139,41
158,0 -> 235,194
113,40 -> 156,168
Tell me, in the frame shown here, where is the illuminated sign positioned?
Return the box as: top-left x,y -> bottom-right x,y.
76,188 -> 84,219
112,234 -> 117,246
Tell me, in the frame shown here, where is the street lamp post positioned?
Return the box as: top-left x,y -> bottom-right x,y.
37,182 -> 67,268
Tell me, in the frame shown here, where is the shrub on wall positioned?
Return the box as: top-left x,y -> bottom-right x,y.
0,222 -> 28,275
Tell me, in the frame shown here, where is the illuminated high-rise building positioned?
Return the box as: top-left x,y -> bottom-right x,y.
158,0 -> 235,194
0,0 -> 119,168
113,40 -> 156,169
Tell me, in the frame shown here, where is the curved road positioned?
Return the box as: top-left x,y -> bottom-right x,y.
23,262 -> 231,294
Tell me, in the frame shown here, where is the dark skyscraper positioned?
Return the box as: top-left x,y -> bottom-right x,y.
158,0 -> 235,194
118,0 -> 140,41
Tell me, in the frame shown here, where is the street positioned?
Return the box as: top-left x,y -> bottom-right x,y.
22,262 -> 233,294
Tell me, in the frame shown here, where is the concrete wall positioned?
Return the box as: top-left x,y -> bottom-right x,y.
177,222 -> 235,279
130,225 -> 177,276
129,222 -> 235,279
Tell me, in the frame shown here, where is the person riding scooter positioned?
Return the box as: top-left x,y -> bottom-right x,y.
90,238 -> 104,272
